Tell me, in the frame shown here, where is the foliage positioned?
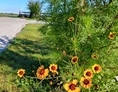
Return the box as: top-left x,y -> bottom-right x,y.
0,0 -> 118,91
27,0 -> 41,18
31,0 -> 118,91
43,0 -> 117,51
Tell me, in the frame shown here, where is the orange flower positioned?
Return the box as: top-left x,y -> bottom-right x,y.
68,17 -> 74,22
92,64 -> 102,73
49,81 -> 53,85
91,54 -> 98,60
80,77 -> 92,89
64,79 -> 80,92
84,69 -> 93,79
17,69 -> 25,78
108,32 -> 114,40
71,56 -> 78,64
36,65 -> 49,79
49,64 -> 58,74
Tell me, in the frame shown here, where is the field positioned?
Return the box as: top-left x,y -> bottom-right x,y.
0,13 -> 18,18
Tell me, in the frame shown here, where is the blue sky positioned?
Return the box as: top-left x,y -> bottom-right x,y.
0,0 -> 46,14
0,0 -> 29,14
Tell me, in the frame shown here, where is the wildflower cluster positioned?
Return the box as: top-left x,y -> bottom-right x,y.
80,64 -> 102,89
17,64 -> 58,80
63,63 -> 102,92
16,14 -> 117,91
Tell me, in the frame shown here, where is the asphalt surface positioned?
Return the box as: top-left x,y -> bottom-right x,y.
0,17 -> 44,53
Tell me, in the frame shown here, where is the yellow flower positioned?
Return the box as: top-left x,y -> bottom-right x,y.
92,64 -> 102,73
80,77 -> 92,89
36,65 -> 49,79
68,17 -> 74,22
113,32 -> 116,35
17,69 -> 25,78
64,79 -> 80,92
84,69 -> 93,79
71,56 -> 78,64
91,54 -> 98,60
108,32 -> 114,40
49,64 -> 58,74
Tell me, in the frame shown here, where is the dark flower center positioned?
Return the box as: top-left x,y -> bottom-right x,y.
110,34 -> 113,37
93,55 -> 96,58
94,66 -> 99,71
69,84 -> 76,90
84,79 -> 90,85
86,71 -> 91,76
40,69 -> 45,75
51,66 -> 56,70
70,18 -> 73,20
19,71 -> 23,75
73,58 -> 77,62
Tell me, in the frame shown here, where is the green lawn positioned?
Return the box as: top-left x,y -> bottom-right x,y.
0,24 -> 59,92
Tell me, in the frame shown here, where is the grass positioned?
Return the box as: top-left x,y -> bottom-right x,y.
0,13 -> 18,18
0,23 -> 118,92
0,24 -> 59,92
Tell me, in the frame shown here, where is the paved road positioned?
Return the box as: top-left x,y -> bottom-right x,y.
0,17 -> 44,53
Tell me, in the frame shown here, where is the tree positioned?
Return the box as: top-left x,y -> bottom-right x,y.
28,0 -> 40,18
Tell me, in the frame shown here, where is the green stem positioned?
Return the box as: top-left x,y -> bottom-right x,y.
26,76 -> 61,80
89,88 -> 91,92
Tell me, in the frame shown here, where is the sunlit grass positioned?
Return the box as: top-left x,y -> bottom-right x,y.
0,24 -> 46,91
